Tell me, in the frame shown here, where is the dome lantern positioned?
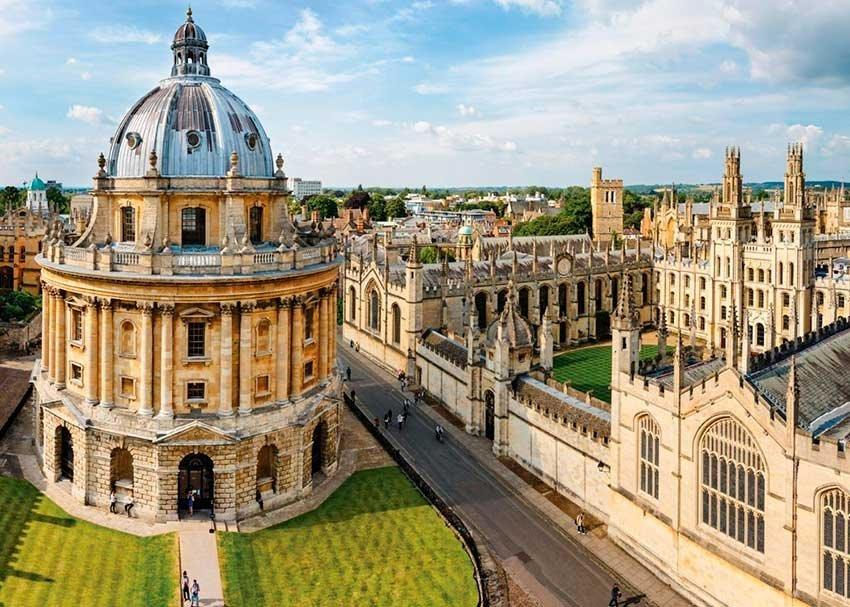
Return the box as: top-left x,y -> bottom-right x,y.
171,6 -> 210,77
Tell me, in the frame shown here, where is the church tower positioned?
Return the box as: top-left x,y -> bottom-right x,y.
591,167 -> 624,242
611,273 -> 641,383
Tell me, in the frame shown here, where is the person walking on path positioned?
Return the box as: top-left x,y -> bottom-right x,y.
182,571 -> 190,603
124,494 -> 134,517
109,490 -> 117,514
576,512 -> 586,535
397,412 -> 404,430
187,490 -> 195,516
346,366 -> 351,381
256,488 -> 264,511
384,410 -> 392,429
190,579 -> 200,607
609,583 -> 622,607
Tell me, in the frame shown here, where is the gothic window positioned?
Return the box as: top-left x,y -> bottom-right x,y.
700,417 -> 765,553
699,317 -> 706,330
779,262 -> 784,286
720,285 -> 727,299
758,269 -> 765,282
758,290 -> 764,308
368,289 -> 380,332
348,286 -> 356,321
641,274 -> 649,303
497,290 -> 508,314
638,415 -> 660,500
391,304 -> 401,345
782,314 -> 790,330
576,282 -> 585,315
789,263 -> 795,284
822,488 -> 850,599
756,323 -> 765,346
519,288 -> 530,319
700,296 -> 706,311
748,268 -> 754,281
817,292 -> 825,307
121,206 -> 136,242
699,277 -> 706,290
721,306 -> 727,320
249,206 -> 263,244
783,293 -> 790,307
840,295 -> 846,309
748,289 -> 754,307
181,207 -> 206,247
684,276 -> 690,288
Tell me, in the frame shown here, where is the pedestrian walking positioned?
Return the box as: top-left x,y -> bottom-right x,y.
256,488 -> 264,511
373,417 -> 380,428
346,366 -> 351,381
609,584 -> 622,607
182,571 -> 190,603
397,413 -> 404,430
187,490 -> 195,516
191,579 -> 200,607
124,494 -> 135,517
384,410 -> 392,429
109,490 -> 117,514
576,512 -> 586,535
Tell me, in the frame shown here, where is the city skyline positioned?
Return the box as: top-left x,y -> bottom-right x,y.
3,0 -> 850,187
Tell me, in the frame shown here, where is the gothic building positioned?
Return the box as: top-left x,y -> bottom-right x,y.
32,10 -> 341,522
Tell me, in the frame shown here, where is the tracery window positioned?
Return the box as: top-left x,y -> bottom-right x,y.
822,488 -> 850,599
700,417 -> 765,553
368,289 -> 380,332
638,415 -> 660,500
391,304 -> 401,345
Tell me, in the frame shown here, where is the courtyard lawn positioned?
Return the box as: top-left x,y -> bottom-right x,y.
0,476 -> 177,607
552,343 -> 668,404
218,466 -> 479,607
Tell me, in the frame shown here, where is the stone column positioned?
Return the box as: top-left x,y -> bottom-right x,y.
99,299 -> 114,408
219,303 -> 235,417
238,301 -> 255,415
275,298 -> 291,403
47,289 -> 57,383
83,297 -> 99,405
318,289 -> 330,380
40,283 -> 49,372
138,302 -> 153,416
157,304 -> 175,419
329,289 -> 337,374
55,293 -> 66,389
291,297 -> 304,399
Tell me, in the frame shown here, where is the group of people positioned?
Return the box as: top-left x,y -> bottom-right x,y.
181,571 -> 201,607
108,486 -> 134,517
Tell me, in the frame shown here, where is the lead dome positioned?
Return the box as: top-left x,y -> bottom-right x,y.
106,8 -> 273,178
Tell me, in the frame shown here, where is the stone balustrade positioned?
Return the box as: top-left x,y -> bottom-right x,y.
40,239 -> 338,277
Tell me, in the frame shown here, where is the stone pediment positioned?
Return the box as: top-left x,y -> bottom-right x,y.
154,421 -> 237,445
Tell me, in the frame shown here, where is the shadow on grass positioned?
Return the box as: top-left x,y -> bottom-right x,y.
0,477 -> 51,603
29,512 -> 75,528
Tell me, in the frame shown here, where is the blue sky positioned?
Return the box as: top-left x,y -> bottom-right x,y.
3,0 -> 850,188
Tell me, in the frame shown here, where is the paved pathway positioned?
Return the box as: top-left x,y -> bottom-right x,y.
341,343 -> 690,607
179,523 -> 225,607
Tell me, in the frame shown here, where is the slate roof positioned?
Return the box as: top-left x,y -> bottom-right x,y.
515,376 -> 611,438
650,357 -> 726,391
749,327 -> 850,428
421,330 -> 468,368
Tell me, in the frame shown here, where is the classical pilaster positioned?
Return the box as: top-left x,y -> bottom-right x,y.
318,289 -> 330,380
219,303 -> 235,417
238,301 -> 255,415
40,283 -> 49,372
137,302 -> 154,416
157,304 -> 175,419
291,297 -> 304,399
98,299 -> 114,408
47,289 -> 58,383
83,297 -> 99,405
55,292 -> 66,389
275,298 -> 291,403
329,289 -> 337,374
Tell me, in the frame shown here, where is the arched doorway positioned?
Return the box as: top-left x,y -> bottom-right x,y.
178,453 -> 214,513
312,422 -> 326,476
57,426 -> 74,481
484,390 -> 495,440
0,266 -> 12,290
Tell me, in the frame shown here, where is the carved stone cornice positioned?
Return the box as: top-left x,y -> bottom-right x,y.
278,297 -> 292,310
159,303 -> 175,316
137,301 -> 154,315
240,301 -> 257,313
98,298 -> 113,311
82,295 -> 99,307
220,302 -> 236,316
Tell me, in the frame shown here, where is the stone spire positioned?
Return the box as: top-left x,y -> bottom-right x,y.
613,273 -> 639,329
786,355 -> 799,448
726,303 -> 739,370
657,305 -> 668,365
784,142 -> 806,208
739,307 -> 751,375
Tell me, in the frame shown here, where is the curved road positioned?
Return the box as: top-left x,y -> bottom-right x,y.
340,346 -> 627,607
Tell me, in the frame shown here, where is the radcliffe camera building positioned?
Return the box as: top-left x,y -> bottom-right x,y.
32,9 -> 341,522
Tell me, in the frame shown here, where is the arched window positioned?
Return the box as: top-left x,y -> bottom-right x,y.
19,246 -> 25,262
700,417 -> 765,552
348,286 -> 356,321
181,207 -> 206,246
641,274 -> 649,303
822,488 -> 850,599
778,262 -> 784,286
256,319 -> 271,354
368,288 -> 380,332
782,315 -> 790,330
391,304 -> 401,345
119,321 -> 136,357
519,288 -> 530,319
638,415 -> 660,500
497,290 -> 508,314
594,279 -> 603,309
756,323 -> 765,346
576,282 -> 586,315
817,292 -> 825,307
249,206 -> 263,244
121,206 -> 135,242
475,292 -> 488,329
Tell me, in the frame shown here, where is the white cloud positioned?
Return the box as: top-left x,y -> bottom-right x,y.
457,103 -> 479,117
66,57 -> 78,65
335,23 -> 370,37
401,56 -> 415,63
371,119 -> 394,127
66,105 -> 106,125
0,126 -> 10,136
80,72 -> 92,81
785,124 -> 823,149
281,8 -> 338,55
692,147 -> 712,160
719,59 -> 738,75
411,121 -> 518,153
0,0 -> 45,37
90,25 -> 161,45
414,83 -> 449,95
493,0 -> 563,16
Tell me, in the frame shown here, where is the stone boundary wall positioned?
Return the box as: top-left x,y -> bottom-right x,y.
343,391 -> 507,607
0,311 -> 41,353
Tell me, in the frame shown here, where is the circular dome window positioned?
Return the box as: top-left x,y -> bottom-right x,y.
186,130 -> 202,150
245,132 -> 258,150
125,132 -> 143,150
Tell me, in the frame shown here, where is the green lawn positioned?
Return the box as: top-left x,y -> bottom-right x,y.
218,467 -> 478,607
552,343 -> 668,403
0,476 -> 177,607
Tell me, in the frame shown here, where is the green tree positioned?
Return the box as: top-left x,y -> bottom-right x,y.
385,197 -> 407,220
305,194 -> 338,219
512,188 -> 591,237
46,187 -> 70,214
418,246 -> 455,264
0,186 -> 20,212
367,193 -> 387,222
345,185 -> 371,209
